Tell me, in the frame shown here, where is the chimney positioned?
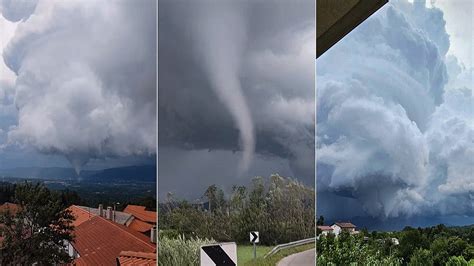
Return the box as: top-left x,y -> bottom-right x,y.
150,226 -> 157,243
106,207 -> 113,220
98,204 -> 103,217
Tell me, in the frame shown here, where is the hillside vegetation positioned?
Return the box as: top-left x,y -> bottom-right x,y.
317,224 -> 474,265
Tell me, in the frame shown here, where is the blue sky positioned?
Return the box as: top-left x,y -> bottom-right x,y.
317,0 -> 473,228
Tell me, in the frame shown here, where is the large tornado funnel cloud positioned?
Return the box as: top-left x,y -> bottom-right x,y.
193,2 -> 255,173
0,1 -> 157,176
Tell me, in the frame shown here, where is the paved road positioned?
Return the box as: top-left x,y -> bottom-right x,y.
277,248 -> 315,266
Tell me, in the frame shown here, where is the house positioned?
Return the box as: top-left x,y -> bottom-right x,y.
123,205 -> 156,224
0,202 -> 20,215
317,225 -> 334,236
123,205 -> 156,238
391,238 -> 399,245
74,204 -> 134,226
117,251 -> 157,265
69,204 -> 157,236
0,202 -> 21,247
331,222 -> 358,236
68,205 -> 156,265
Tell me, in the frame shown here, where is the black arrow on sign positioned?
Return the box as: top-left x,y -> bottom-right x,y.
202,245 -> 236,266
251,232 -> 258,243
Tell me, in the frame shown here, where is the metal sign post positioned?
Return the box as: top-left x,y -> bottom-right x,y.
253,242 -> 256,260
249,231 -> 259,260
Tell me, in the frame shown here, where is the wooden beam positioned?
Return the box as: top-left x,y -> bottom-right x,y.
317,0 -> 388,58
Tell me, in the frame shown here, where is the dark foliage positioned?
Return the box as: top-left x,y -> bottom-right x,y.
160,174 -> 315,245
0,182 -> 75,265
317,223 -> 474,265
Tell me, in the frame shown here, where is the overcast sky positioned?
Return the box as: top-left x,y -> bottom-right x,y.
1,0 -> 472,226
0,0 -> 156,172
158,0 -> 315,200
317,0 -> 473,229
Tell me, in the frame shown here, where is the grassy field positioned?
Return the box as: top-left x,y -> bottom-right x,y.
237,245 -> 273,265
240,243 -> 315,266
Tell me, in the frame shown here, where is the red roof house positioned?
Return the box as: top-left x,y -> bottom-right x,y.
117,251 -> 156,265
129,219 -> 154,234
334,222 -> 356,229
72,215 -> 156,265
0,202 -> 20,215
123,205 -> 156,224
317,225 -> 333,231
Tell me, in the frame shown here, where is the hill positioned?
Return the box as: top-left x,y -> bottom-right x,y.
0,165 -> 156,182
85,165 -> 156,182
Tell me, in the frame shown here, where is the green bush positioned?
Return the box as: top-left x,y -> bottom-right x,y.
159,229 -> 180,239
408,248 -> 433,266
158,235 -> 215,266
160,174 -> 315,245
317,233 -> 401,266
446,256 -> 468,266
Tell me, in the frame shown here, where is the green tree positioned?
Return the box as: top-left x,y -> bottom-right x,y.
60,188 -> 84,206
398,227 -> 429,261
161,175 -> 315,246
448,237 -> 469,257
408,248 -> 433,266
317,233 -> 401,265
431,237 -> 450,266
446,256 -> 468,266
317,215 -> 325,226
0,182 -> 75,265
204,184 -> 225,212
0,182 -> 16,204
462,245 -> 474,261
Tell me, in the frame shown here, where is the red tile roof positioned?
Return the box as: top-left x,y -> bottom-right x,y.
0,202 -> 20,215
117,251 -> 156,265
335,222 -> 356,228
129,219 -> 154,233
0,203 -> 20,247
68,205 -> 96,227
123,205 -> 156,224
317,225 -> 333,231
72,215 -> 156,265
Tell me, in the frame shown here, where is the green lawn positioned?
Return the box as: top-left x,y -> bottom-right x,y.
237,245 -> 273,265
241,243 -> 315,266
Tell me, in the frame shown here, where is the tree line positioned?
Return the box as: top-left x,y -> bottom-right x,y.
1,181 -> 156,211
160,174 -> 315,246
317,223 -> 474,265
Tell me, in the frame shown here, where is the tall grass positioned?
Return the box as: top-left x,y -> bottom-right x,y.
158,235 -> 215,266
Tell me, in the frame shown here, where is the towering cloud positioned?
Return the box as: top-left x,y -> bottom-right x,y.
0,0 -> 156,174
0,0 -> 38,22
317,0 -> 473,219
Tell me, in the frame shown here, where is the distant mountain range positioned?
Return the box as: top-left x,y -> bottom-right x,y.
0,165 -> 156,182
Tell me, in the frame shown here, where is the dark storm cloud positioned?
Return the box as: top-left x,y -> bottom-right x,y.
1,0 -> 157,173
158,0 -> 315,185
317,0 -> 473,220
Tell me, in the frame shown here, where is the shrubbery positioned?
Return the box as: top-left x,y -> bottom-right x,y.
158,235 -> 215,266
317,224 -> 474,266
317,232 -> 402,265
160,174 -> 315,245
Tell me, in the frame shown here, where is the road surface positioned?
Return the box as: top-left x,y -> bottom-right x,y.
277,248 -> 315,266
